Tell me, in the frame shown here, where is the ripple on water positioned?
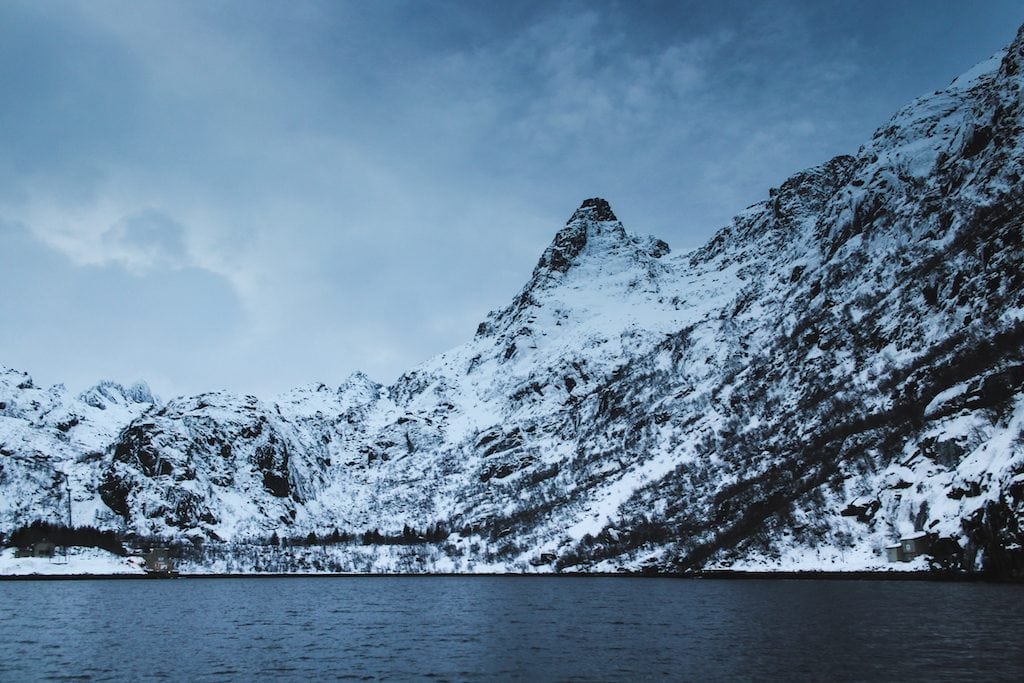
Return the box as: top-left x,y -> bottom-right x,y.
0,578 -> 1021,681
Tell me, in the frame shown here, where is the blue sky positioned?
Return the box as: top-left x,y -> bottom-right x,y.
2,0 -> 1021,398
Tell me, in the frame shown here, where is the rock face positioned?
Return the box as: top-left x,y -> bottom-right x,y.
2,27 -> 1024,576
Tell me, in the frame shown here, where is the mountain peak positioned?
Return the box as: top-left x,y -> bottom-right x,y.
533,198 -> 634,276
570,197 -> 617,223
79,380 -> 156,409
476,198 -> 670,338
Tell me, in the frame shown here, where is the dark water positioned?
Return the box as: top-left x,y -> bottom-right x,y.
0,577 -> 1021,681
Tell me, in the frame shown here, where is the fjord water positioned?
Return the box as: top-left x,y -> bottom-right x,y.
0,577 -> 1020,681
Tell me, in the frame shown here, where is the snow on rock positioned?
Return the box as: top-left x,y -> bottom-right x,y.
0,547 -> 145,576
3,26 -> 1024,576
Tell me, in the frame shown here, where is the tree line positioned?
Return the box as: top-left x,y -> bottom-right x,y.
4,521 -> 126,556
269,522 -> 451,547
3,519 -> 459,556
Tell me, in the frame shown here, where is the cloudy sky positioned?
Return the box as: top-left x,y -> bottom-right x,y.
1,1 -> 1021,399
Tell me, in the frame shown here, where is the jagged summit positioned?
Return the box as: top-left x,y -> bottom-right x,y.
473,197 -> 673,338
539,198 -> 626,275
79,380 -> 156,409
533,198 -> 667,276
569,197 -> 617,223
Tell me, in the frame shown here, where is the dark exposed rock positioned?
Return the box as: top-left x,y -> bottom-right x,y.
575,197 -> 617,222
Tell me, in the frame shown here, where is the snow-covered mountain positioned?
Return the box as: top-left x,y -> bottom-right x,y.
3,26 -> 1023,576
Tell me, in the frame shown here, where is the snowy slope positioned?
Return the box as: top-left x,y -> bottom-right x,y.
0,369 -> 156,534
2,26 -> 1023,576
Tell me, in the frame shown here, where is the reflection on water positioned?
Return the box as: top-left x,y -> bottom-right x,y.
0,577 -> 1021,681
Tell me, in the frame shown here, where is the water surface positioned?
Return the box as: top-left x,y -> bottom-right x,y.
0,577 -> 1020,681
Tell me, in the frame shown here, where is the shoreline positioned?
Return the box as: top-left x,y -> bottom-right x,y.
0,569 -> 998,582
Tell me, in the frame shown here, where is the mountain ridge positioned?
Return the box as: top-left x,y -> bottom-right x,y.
2,26 -> 1023,577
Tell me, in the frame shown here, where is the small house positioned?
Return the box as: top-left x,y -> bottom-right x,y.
900,532 -> 930,560
144,548 -> 174,573
529,552 -> 558,567
886,532 -> 932,562
15,540 -> 56,558
33,540 -> 56,558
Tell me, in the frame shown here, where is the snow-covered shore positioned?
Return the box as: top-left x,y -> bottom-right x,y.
0,547 -> 145,576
